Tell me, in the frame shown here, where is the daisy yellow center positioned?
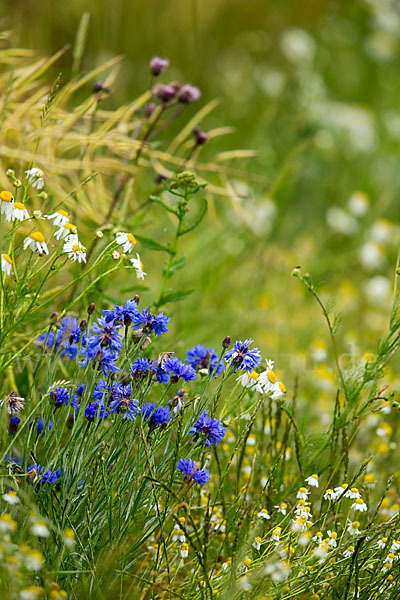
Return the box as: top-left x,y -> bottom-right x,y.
14,202 -> 25,210
299,487 -> 307,493
243,558 -> 251,567
31,231 -> 45,243
353,521 -> 360,527
247,371 -> 258,380
2,254 -> 12,264
72,244 -> 81,253
311,474 -> 318,479
355,498 -> 364,504
330,532 -> 337,539
127,233 -> 136,245
267,370 -> 277,383
58,209 -> 70,218
0,191 -> 13,202
279,381 -> 286,393
64,223 -> 77,232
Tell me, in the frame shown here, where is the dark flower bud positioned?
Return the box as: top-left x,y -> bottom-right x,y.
9,416 -> 20,433
222,336 -> 231,349
196,131 -> 208,145
79,319 -> 87,331
150,57 -> 169,76
177,84 -> 201,104
144,102 -> 156,118
153,84 -> 176,103
93,82 -> 110,94
155,173 -> 167,184
87,303 -> 95,315
124,314 -> 132,327
133,294 -> 140,304
50,312 -> 58,323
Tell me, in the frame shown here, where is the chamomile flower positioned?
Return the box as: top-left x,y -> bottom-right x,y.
345,487 -> 361,499
347,520 -> 361,535
253,536 -> 262,551
327,530 -> 337,547
383,553 -> 395,567
343,545 -> 355,558
23,231 -> 49,255
11,202 -> 30,222
2,490 -> 19,505
305,474 -> 319,488
352,498 -> 367,512
0,190 -> 14,220
296,487 -> 310,501
333,483 -> 348,499
271,527 -> 281,543
270,381 -> 287,400
25,167 -> 44,189
257,508 -> 271,519
324,489 -> 336,501
1,254 -> 13,276
54,223 -> 78,240
30,521 -> 49,538
276,502 -> 288,515
130,253 -> 147,279
391,540 -> 400,552
116,232 -> 137,253
45,209 -> 70,227
377,537 -> 388,549
63,237 -> 86,263
180,543 -> 189,558
312,532 -> 323,544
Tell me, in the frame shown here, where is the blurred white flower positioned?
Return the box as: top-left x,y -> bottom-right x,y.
280,28 -> 316,64
326,207 -> 358,236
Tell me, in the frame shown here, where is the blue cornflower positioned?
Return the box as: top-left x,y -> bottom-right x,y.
59,317 -> 81,346
92,378 -> 111,401
189,410 -> 226,446
87,316 -> 123,355
133,308 -> 170,337
163,356 -> 197,382
48,386 -> 70,407
176,459 -> 210,487
36,317 -> 81,360
103,299 -> 139,326
9,416 -> 20,432
142,402 -> 172,427
186,344 -> 225,376
85,401 -> 109,422
109,384 -> 139,421
224,339 -> 261,373
151,362 -> 170,384
131,356 -> 153,378
79,347 -> 119,376
28,464 -> 61,486
35,419 -> 54,435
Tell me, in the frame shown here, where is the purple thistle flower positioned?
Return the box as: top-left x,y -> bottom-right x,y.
150,56 -> 169,76
189,410 -> 226,446
163,356 -> 197,382
177,458 -> 210,487
153,83 -> 176,102
133,308 -> 170,337
177,84 -> 201,104
142,402 -> 172,428
224,339 -> 261,373
186,344 -> 224,376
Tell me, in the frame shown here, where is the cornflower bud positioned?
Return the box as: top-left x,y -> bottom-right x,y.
87,303 -> 95,315
133,294 -> 140,304
79,319 -> 87,332
222,336 -> 231,349
50,312 -> 58,323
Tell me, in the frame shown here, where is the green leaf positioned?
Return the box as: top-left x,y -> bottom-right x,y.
158,289 -> 193,305
179,197 -> 208,236
167,256 -> 186,278
135,234 -> 171,253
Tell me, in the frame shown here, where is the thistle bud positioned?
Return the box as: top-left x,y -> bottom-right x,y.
144,102 -> 156,118
150,57 -> 169,76
222,336 -> 231,349
87,303 -> 95,315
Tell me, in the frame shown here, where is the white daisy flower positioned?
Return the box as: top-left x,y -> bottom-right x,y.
345,487 -> 361,499
172,529 -> 185,543
116,232 -> 137,253
180,543 -> 189,558
312,532 -> 323,544
296,487 -> 310,501
237,371 -> 260,389
257,508 -> 271,520
0,190 -> 15,221
11,201 -> 30,222
391,540 -> 400,552
324,489 -> 336,501
23,231 -> 49,255
305,474 -> 319,488
343,545 -> 355,558
271,527 -> 281,543
270,381 -> 287,400
327,530 -> 337,547
31,521 -> 49,538
377,537 -> 388,549
352,498 -> 367,512
2,490 -> 19,504
130,253 -> 147,279
333,483 -> 348,499
253,536 -> 262,551
54,223 -> 78,240
275,502 -> 288,515
1,254 -> 13,276
45,209 -> 70,228
258,368 -> 277,393
383,553 -> 395,566
25,167 -> 44,189
347,520 -> 361,535
63,237 -> 86,263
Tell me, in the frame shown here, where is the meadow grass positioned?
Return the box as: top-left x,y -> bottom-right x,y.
1,13 -> 400,600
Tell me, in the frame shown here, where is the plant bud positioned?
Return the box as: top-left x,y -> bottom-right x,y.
133,294 -> 140,304
222,336 -> 231,349
50,312 -> 58,323
87,303 -> 95,315
79,319 -> 87,331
